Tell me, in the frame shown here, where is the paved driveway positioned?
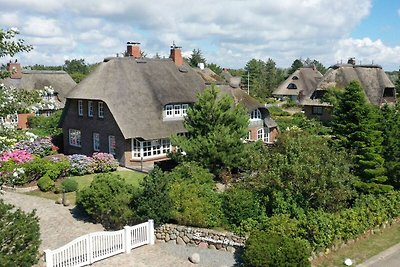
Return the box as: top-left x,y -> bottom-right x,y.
0,191 -> 237,267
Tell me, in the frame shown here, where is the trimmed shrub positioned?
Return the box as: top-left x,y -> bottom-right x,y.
77,173 -> 136,230
37,175 -> 55,192
92,152 -> 119,173
242,231 -> 311,267
61,179 -> 78,193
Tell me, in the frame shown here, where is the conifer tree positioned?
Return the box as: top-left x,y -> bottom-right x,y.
171,85 -> 248,178
331,81 -> 391,193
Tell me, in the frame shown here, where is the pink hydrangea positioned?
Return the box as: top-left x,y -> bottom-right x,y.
0,150 -> 33,164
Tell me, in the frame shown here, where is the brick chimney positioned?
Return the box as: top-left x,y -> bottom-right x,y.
169,43 -> 183,66
7,61 -> 22,79
126,42 -> 141,58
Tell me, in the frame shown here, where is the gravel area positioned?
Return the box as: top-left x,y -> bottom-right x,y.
0,190 -> 242,267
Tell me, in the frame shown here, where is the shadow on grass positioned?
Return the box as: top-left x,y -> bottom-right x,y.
233,247 -> 244,267
69,205 -> 93,223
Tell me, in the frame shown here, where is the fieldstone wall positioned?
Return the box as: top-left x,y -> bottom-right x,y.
155,224 -> 246,253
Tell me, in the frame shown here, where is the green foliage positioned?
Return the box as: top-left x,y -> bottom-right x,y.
207,63 -> 222,75
288,58 -> 304,75
27,110 -> 62,136
64,59 -> 89,83
23,157 -> 70,183
171,85 -> 249,179
274,112 -> 331,135
168,163 -> 222,228
222,187 -> 265,227
242,231 -> 311,267
61,178 -> 78,192
77,173 -> 136,230
0,199 -> 40,266
242,58 -> 285,99
37,175 -> 55,192
331,81 -> 390,193
188,48 -> 206,67
247,130 -> 355,213
134,167 -> 174,224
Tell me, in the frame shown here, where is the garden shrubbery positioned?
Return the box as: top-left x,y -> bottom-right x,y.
67,154 -> 96,176
61,178 -> 78,193
77,173 -> 136,230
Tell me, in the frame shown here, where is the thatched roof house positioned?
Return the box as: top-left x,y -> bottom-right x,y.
301,59 -> 396,121
273,67 -> 322,101
2,63 -> 76,105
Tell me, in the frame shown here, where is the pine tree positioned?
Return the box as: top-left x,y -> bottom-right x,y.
171,85 -> 248,178
331,81 -> 391,193
188,49 -> 206,67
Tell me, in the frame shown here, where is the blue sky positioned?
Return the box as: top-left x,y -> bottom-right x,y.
0,0 -> 399,70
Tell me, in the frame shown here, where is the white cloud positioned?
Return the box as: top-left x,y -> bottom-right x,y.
6,0 -> 400,71
335,38 -> 400,69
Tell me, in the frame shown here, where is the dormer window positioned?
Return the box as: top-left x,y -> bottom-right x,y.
164,103 -> 189,120
250,109 -> 262,121
287,83 -> 297,89
292,76 -> 299,80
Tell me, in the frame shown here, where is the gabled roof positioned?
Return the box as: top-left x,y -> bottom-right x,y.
66,57 -> 205,140
314,64 -> 395,105
1,70 -> 76,104
273,67 -> 322,97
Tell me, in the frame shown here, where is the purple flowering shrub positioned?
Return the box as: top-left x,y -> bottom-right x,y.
92,152 -> 119,173
15,137 -> 58,157
67,154 -> 95,176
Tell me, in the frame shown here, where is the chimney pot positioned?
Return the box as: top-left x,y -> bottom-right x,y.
7,61 -> 22,79
127,42 -> 141,58
169,44 -> 183,66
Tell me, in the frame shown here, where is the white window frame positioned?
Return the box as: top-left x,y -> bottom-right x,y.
93,132 -> 100,151
165,105 -> 173,117
182,104 -> 189,116
257,128 -> 269,143
108,135 -> 116,155
88,101 -> 94,117
131,138 -> 171,159
69,129 -> 81,147
78,100 -> 83,116
250,109 -> 262,121
174,104 -> 181,117
98,102 -> 104,118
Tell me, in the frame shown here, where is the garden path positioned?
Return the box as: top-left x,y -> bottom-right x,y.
0,191 -> 237,267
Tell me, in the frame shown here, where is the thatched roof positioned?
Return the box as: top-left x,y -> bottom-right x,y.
1,70 -> 76,104
313,64 -> 395,105
66,57 -> 205,140
273,67 -> 322,97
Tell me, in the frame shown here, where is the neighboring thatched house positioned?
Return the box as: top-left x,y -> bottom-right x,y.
273,67 -> 322,101
1,62 -> 76,128
60,43 -> 278,169
301,59 -> 396,121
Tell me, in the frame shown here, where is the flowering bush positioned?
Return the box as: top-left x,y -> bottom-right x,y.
68,154 -> 95,176
15,137 -> 57,157
0,160 -> 27,186
0,129 -> 37,153
0,150 -> 33,164
92,152 -> 119,173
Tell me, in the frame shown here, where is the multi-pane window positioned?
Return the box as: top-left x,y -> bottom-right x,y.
246,131 -> 251,140
257,128 -> 269,143
164,104 -> 189,119
312,106 -> 323,115
165,105 -> 173,117
250,109 -> 262,120
182,104 -> 189,116
78,100 -> 83,116
108,135 -> 116,155
98,102 -> 104,118
69,129 -> 81,147
93,133 -> 100,151
132,138 -> 171,159
88,101 -> 93,117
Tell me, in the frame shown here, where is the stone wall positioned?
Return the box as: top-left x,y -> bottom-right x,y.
155,224 -> 246,253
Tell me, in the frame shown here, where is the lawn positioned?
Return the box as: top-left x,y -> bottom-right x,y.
25,170 -> 146,205
312,222 -> 400,266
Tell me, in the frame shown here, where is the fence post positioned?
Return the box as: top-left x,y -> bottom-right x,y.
44,249 -> 53,267
124,226 -> 131,253
148,220 -> 155,245
87,234 -> 93,264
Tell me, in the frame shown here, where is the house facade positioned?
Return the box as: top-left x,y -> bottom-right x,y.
61,43 -> 278,169
301,59 -> 396,122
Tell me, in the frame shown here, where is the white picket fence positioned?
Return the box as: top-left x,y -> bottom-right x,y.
44,220 -> 154,267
